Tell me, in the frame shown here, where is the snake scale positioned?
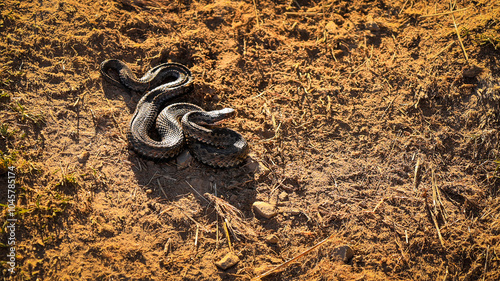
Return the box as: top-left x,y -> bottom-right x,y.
100,59 -> 249,168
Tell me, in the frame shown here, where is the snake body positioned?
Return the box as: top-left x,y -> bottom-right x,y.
100,59 -> 248,168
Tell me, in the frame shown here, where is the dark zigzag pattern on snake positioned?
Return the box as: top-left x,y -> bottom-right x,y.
100,59 -> 248,168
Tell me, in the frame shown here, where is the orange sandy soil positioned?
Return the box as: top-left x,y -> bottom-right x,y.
1,0 -> 500,280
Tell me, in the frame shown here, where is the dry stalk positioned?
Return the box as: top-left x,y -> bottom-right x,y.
429,41 -> 455,60
284,12 -> 324,16
251,234 -> 336,280
372,196 -> 386,213
223,219 -> 233,252
431,170 -> 449,222
252,0 -> 260,27
413,158 -> 421,191
427,202 -> 445,247
195,224 -> 199,247
185,180 -> 210,203
204,193 -> 256,241
420,7 -> 468,18
483,245 -> 490,281
173,203 -> 209,232
451,13 -> 469,62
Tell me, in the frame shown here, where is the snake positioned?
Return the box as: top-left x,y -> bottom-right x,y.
100,59 -> 249,168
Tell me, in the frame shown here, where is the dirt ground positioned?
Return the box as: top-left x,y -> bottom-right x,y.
1,0 -> 500,280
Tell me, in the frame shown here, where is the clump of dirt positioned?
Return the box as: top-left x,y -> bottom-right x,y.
1,0 -> 500,280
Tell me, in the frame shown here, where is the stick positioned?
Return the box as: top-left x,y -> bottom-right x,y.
429,41 -> 455,60
413,158 -> 421,191
431,170 -> 439,214
483,245 -> 489,281
381,96 -> 397,119
195,225 -> 199,247
372,196 -> 386,213
429,208 -> 445,247
398,0 -> 409,15
174,203 -> 209,232
285,12 -> 324,16
251,234 -> 335,280
451,13 -> 469,62
252,0 -> 260,27
420,7 -> 468,18
223,219 -> 233,252
185,180 -> 210,203
164,238 -> 171,254
443,266 -> 449,281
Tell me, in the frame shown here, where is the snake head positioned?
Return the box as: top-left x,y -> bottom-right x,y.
198,108 -> 235,125
217,108 -> 235,116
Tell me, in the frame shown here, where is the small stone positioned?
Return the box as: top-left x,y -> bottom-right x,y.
325,21 -> 338,33
331,245 -> 354,262
146,189 -> 153,194
98,224 -> 115,237
215,252 -> 239,270
78,151 -> 90,163
278,191 -> 289,201
176,150 -> 193,169
265,234 -> 279,244
290,209 -> 301,216
246,158 -> 269,174
252,201 -> 277,219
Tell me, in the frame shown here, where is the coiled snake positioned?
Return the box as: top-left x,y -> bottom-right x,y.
100,59 -> 248,168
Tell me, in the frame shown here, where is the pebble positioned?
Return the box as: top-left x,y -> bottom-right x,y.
176,150 -> 192,169
325,21 -> 338,33
265,234 -> 279,244
215,252 -> 239,270
278,191 -> 289,201
78,151 -> 90,163
246,158 -> 269,174
331,245 -> 354,262
252,201 -> 277,219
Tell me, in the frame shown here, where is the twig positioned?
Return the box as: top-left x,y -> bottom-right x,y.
163,238 -> 171,254
381,96 -> 397,119
205,193 -> 256,240
483,245 -> 490,281
431,170 -> 449,224
285,12 -> 324,16
158,183 -> 169,200
398,0 -> 409,15
431,170 -> 439,215
251,234 -> 336,280
451,13 -> 469,62
185,180 -> 210,204
252,0 -> 260,27
174,203 -> 209,232
372,196 -> 386,213
429,207 -> 445,247
413,158 -> 421,191
223,219 -> 233,252
443,266 -> 449,281
390,34 -> 398,64
429,41 -> 455,60
194,225 -> 199,247
420,7 -> 468,18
